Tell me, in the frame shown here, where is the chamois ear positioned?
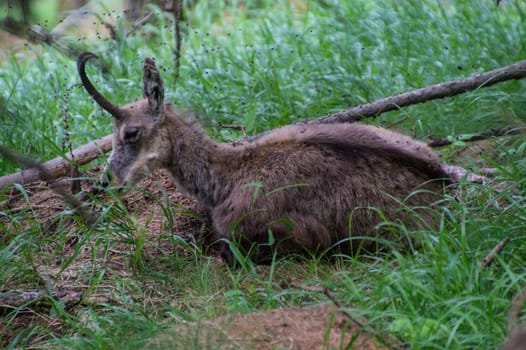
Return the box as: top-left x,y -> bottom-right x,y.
143,57 -> 165,119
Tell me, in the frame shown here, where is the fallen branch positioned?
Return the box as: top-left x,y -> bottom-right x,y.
0,289 -> 82,309
481,237 -> 511,269
0,145 -> 98,224
427,126 -> 524,148
440,164 -> 487,184
125,11 -> 155,37
308,60 -> 526,124
0,135 -> 112,191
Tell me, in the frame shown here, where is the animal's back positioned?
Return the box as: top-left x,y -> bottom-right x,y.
212,123 -> 446,261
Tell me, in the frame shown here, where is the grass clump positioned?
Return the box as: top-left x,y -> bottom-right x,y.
1,0 -> 526,349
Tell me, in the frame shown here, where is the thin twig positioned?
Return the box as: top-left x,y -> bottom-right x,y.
125,11 -> 154,37
481,237 -> 511,269
427,126 -> 524,148
289,282 -> 365,329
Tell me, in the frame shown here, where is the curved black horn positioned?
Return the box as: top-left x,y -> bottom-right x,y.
77,52 -> 122,119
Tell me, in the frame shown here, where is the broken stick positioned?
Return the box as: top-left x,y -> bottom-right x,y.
0,145 -> 98,224
308,60 -> 526,124
481,237 -> 511,269
427,126 -> 524,148
0,134 -> 112,191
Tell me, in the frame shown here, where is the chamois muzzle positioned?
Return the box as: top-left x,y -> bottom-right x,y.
77,52 -> 123,119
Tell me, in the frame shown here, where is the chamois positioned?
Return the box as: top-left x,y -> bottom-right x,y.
77,52 -> 448,262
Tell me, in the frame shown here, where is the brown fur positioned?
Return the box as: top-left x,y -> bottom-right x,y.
78,52 -> 448,263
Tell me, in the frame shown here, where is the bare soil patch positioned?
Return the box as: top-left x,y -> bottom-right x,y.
151,303 -> 387,350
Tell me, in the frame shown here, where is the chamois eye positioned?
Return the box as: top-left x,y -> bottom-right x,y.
123,127 -> 141,143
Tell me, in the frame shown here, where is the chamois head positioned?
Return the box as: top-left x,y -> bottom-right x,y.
77,52 -> 165,184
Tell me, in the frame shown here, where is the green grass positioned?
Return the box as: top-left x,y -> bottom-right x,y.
1,0 -> 526,349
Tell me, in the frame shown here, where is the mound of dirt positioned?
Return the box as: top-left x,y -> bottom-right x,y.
150,303 -> 387,350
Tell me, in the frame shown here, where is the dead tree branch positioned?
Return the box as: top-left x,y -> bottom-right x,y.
0,135 -> 112,191
125,11 -> 154,37
308,60 -> 526,124
0,145 -> 98,224
428,126 -> 525,148
440,164 -> 487,184
481,237 -> 511,269
0,289 -> 82,309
